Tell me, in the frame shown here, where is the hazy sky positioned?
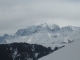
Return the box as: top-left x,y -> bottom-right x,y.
0,0 -> 80,36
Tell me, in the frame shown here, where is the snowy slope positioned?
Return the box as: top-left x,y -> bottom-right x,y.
39,39 -> 80,60
0,23 -> 80,46
15,23 -> 60,36
6,25 -> 80,44
4,23 -> 62,44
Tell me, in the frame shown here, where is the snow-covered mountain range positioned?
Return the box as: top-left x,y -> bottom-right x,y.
0,23 -> 80,60
0,23 -> 80,45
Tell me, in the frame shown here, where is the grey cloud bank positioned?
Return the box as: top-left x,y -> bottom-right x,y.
0,0 -> 80,36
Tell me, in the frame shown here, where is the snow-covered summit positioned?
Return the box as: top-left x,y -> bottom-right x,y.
15,23 -> 60,36
0,23 -> 80,45
38,23 -> 60,30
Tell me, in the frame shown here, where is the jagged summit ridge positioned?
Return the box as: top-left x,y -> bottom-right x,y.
0,23 -> 80,44
15,23 -> 60,36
